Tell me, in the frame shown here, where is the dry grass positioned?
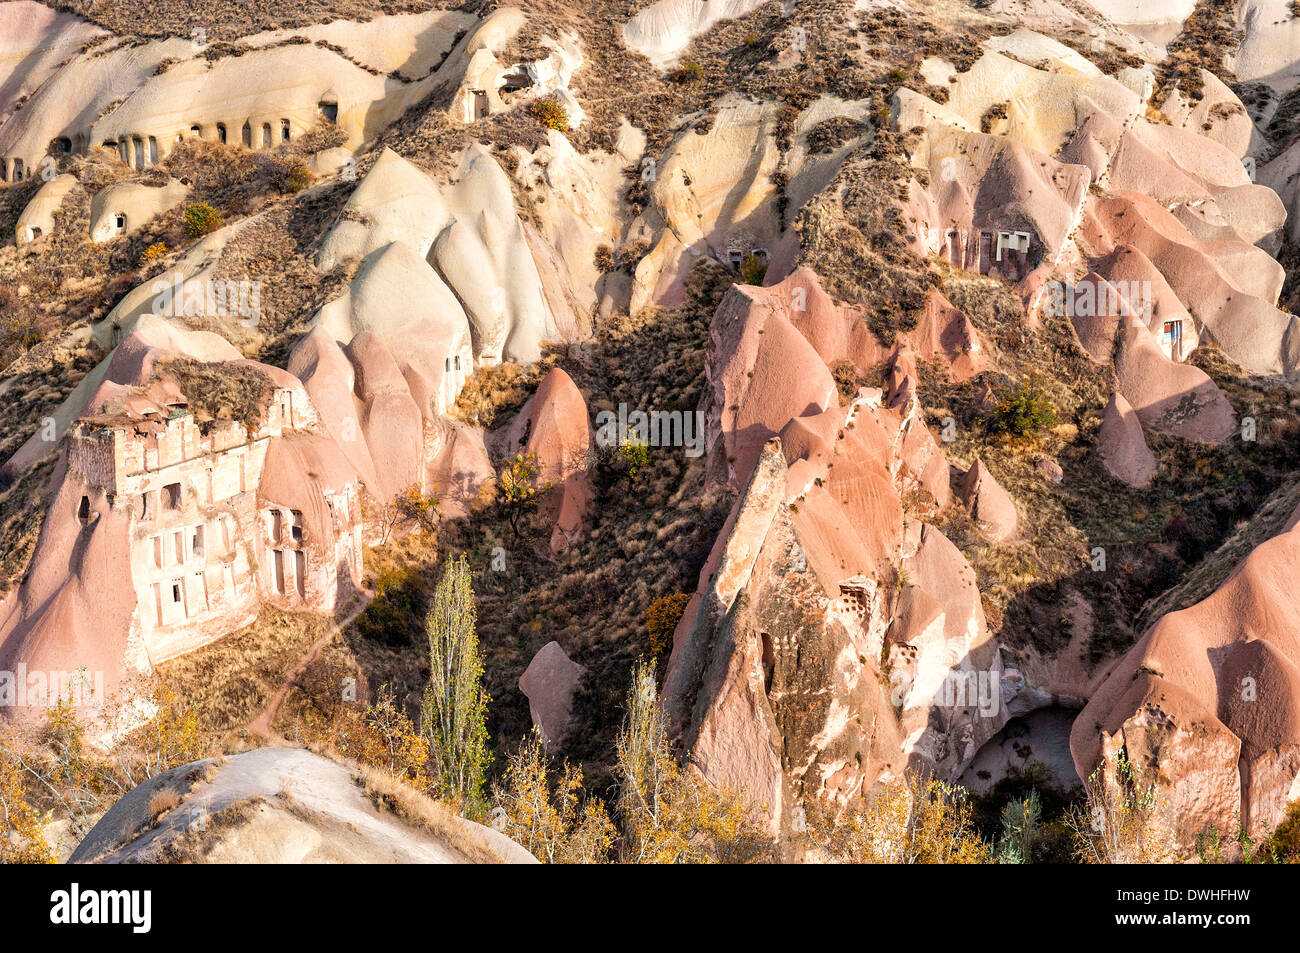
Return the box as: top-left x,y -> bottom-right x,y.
354,762 -> 510,862
1152,0 -> 1241,104
38,0 -> 443,40
155,606 -> 336,748
145,787 -> 181,821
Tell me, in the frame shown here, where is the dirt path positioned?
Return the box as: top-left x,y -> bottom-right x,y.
246,597 -> 371,744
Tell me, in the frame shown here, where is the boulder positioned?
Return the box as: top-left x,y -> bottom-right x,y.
518,641 -> 585,746
1098,392 -> 1156,487
959,457 -> 1019,543
70,748 -> 535,864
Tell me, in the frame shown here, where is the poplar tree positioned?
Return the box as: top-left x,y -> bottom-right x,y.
421,554 -> 491,812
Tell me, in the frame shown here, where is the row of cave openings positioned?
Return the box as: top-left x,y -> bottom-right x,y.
0,98 -> 340,180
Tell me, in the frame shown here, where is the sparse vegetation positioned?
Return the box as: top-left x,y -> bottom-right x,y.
527,97 -> 569,132
497,452 -> 553,539
985,374 -> 1058,439
490,730 -> 616,863
615,660 -> 771,863
159,357 -> 274,431
807,774 -> 991,863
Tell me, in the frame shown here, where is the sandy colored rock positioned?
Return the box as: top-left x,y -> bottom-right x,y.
70,747 -> 535,863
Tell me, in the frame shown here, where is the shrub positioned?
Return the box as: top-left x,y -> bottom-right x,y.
267,156 -> 313,194
646,592 -> 691,656
378,483 -> 441,543
738,254 -> 768,286
593,244 -> 615,272
614,427 -> 651,483
1268,798 -> 1300,860
498,452 -> 553,538
808,774 -> 991,863
1066,750 -> 1174,863
490,730 -> 616,863
986,375 -> 1057,438
528,98 -> 569,132
616,660 -> 772,862
182,202 -> 223,240
139,241 -> 168,267
670,61 -> 705,84
355,565 -> 425,647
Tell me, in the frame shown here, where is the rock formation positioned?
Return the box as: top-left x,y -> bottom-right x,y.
518,641 -> 585,746
70,748 -> 536,863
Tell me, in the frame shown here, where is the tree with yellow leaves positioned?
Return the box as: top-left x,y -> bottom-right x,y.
615,659 -> 772,863
490,730 -> 615,864
354,687 -> 432,792
806,774 -> 991,863
497,452 -> 552,539
1067,749 -> 1174,863
0,732 -> 54,864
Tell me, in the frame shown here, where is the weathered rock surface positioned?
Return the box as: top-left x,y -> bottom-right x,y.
518,641 -> 585,746
959,457 -> 1020,543
1072,496 -> 1300,850
70,748 -> 536,863
1098,392 -> 1157,487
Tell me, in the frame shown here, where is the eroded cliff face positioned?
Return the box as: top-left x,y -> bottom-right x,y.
1073,498 -> 1300,852
663,269 -> 1059,839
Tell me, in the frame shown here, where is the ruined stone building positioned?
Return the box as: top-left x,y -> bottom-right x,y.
67,380 -> 363,664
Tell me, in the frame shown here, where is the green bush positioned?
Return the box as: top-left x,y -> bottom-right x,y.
528,98 -> 569,132
182,202 -> 223,240
986,376 -> 1057,438
646,592 -> 691,656
738,254 -> 768,286
670,61 -> 705,84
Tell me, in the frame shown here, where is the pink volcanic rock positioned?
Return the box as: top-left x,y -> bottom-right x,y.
506,368 -> 593,551
1079,190 -> 1300,376
909,290 -> 987,381
1113,314 -> 1235,444
1064,270 -> 1124,364
1072,500 -> 1300,848
959,457 -> 1019,543
0,457 -> 137,721
518,641 -> 585,746
1106,118 -> 1284,247
426,424 -> 493,518
288,326 -> 380,491
885,347 -> 918,410
511,368 -> 592,483
1036,457 -> 1063,484
1016,265 -> 1054,328
0,339 -> 364,721
1093,244 -> 1197,345
777,267 -> 888,371
706,282 -> 838,484
1098,393 -> 1157,487
345,331 -> 424,502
